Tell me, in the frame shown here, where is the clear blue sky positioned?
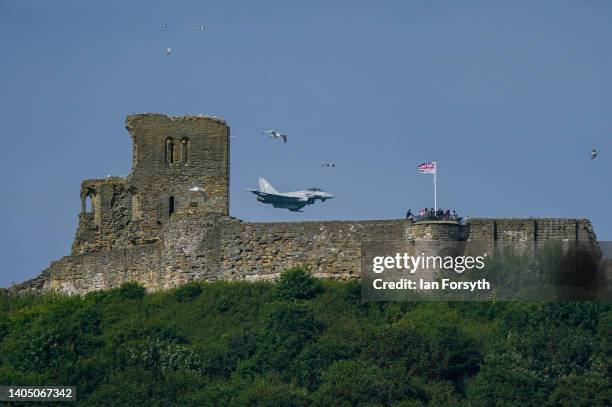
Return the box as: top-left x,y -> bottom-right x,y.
1,0 -> 610,286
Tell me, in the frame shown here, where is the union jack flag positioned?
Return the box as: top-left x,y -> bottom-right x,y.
417,161 -> 436,174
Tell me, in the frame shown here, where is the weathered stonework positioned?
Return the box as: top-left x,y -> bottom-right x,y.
7,114 -> 602,295
71,113 -> 230,255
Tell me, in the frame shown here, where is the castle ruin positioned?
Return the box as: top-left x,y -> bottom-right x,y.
11,114 -> 601,295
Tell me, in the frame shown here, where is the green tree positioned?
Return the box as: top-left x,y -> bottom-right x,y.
174,282 -> 203,302
117,282 -> 147,300
313,360 -> 424,407
275,266 -> 322,300
238,301 -> 322,376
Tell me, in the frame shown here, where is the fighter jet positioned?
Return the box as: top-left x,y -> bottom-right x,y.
246,177 -> 334,212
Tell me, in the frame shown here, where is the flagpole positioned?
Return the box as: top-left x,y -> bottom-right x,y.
434,162 -> 437,212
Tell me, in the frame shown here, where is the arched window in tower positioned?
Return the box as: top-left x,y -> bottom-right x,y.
85,195 -> 93,213
81,188 -> 95,215
165,137 -> 175,163
180,137 -> 189,163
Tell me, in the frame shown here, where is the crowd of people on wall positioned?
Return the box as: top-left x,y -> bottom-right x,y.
405,208 -> 463,223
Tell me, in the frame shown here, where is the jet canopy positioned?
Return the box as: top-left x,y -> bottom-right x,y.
307,187 -> 322,191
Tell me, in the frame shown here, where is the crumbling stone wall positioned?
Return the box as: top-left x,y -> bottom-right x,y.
467,218 -> 600,256
33,244 -> 163,296
466,218 -> 597,242
17,214 -> 599,295
125,114 -> 230,244
73,178 -> 132,254
217,218 -> 407,281
71,114 -> 230,254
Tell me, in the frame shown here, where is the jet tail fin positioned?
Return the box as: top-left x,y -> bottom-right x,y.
258,177 -> 279,194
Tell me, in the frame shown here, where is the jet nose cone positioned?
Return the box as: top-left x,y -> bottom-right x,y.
324,193 -> 334,199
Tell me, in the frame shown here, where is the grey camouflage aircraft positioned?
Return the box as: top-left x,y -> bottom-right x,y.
246,177 -> 334,212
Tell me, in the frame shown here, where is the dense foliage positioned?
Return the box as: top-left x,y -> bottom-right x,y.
0,267 -> 609,406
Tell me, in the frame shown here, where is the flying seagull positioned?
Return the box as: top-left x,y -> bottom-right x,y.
591,149 -> 598,160
321,163 -> 336,167
262,130 -> 287,143
164,47 -> 172,56
189,186 -> 209,201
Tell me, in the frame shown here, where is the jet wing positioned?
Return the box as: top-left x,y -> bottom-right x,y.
272,199 -> 308,211
246,190 -> 307,201
246,189 -> 273,198
270,194 -> 309,203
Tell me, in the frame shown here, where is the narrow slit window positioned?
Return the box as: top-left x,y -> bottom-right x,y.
169,196 -> 175,216
181,138 -> 189,162
165,137 -> 174,163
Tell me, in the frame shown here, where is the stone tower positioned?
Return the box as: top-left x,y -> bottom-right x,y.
72,113 -> 230,253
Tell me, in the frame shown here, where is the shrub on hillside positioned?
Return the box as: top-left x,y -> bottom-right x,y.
313,359 -> 423,406
175,282 -> 203,302
420,321 -> 482,381
0,320 -> 8,342
236,376 -> 309,407
237,301 -> 322,376
116,282 -> 147,300
292,337 -> 356,390
275,266 -> 322,300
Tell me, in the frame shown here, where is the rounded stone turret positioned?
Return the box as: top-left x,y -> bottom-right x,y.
408,221 -> 467,242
